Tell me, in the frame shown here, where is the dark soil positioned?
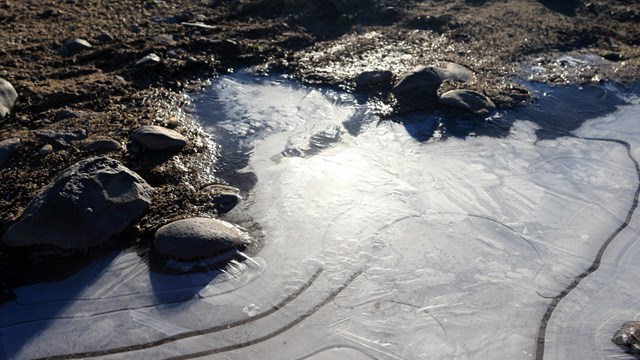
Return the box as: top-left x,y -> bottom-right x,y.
0,0 -> 639,299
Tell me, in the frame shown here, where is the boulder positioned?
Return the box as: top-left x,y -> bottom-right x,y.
0,78 -> 18,118
0,138 -> 20,168
392,66 -> 444,102
154,217 -> 248,260
2,157 -> 153,250
130,125 -> 188,151
439,89 -> 496,115
613,321 -> 640,356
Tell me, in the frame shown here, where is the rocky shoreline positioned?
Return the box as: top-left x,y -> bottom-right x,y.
0,0 -> 638,307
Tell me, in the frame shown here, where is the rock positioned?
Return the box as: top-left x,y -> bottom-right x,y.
38,144 -> 53,157
130,125 -> 188,151
37,91 -> 76,110
354,70 -> 393,90
135,53 -> 161,67
34,129 -> 87,148
80,138 -> 122,153
62,38 -> 92,55
96,32 -> 114,43
153,34 -> 176,45
0,138 -> 20,168
439,62 -> 474,83
167,50 -> 180,58
54,108 -> 81,122
202,184 -> 241,214
613,321 -> 640,356
392,66 -> 444,106
2,157 -> 153,250
0,78 -> 18,118
439,89 -> 496,115
154,217 -> 248,260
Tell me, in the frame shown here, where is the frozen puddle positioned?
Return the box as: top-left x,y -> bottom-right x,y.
2,75 -> 640,360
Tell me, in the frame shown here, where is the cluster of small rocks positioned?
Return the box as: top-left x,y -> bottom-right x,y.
613,321 -> 640,357
0,76 -> 247,274
354,63 -> 496,115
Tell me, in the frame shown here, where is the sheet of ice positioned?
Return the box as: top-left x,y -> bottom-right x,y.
0,75 -> 638,360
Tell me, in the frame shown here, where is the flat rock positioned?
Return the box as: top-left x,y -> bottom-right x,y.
202,184 -> 241,214
0,78 -> 18,118
54,108 -> 81,121
392,66 -> 444,101
81,138 -> 122,153
439,89 -> 496,115
154,217 -> 248,260
613,321 -> 640,356
135,53 -> 161,67
130,125 -> 188,151
2,157 -> 153,250
355,70 -> 393,90
0,138 -> 20,168
34,129 -> 87,148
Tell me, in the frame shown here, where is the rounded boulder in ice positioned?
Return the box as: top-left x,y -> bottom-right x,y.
439,89 -> 496,115
154,217 -> 248,260
2,156 -> 153,250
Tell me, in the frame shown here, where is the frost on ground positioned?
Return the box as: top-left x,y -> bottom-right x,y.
1,75 -> 639,360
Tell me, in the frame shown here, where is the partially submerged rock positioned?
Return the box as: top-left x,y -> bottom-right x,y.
392,66 -> 444,103
2,157 -> 153,250
439,89 -> 496,115
0,78 -> 18,118
0,138 -> 20,168
354,70 -> 393,90
202,184 -> 241,214
130,125 -> 188,151
154,217 -> 248,260
613,321 -> 640,357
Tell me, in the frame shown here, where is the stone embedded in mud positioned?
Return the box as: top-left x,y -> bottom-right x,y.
202,184 -> 241,214
354,70 -> 393,90
96,32 -> 115,43
62,38 -> 92,55
439,62 -> 474,83
54,108 -> 81,122
81,138 -> 122,153
34,128 -> 87,148
1,156 -> 153,250
0,78 -> 18,119
439,89 -> 496,115
613,321 -> 640,356
0,138 -> 20,168
392,66 -> 444,108
135,53 -> 161,67
38,144 -> 53,157
154,217 -> 248,260
130,125 -> 188,151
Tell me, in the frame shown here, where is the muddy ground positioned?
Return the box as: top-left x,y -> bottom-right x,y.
0,0 -> 639,299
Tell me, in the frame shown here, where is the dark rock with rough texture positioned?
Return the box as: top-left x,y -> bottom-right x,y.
81,139 -> 122,153
131,125 -> 188,151
202,184 -> 241,214
54,108 -> 81,122
613,321 -> 640,356
135,53 -> 161,67
0,78 -> 18,118
0,138 -> 20,168
61,38 -> 92,55
355,70 -> 393,90
34,129 -> 87,148
2,157 -> 153,250
96,32 -> 114,43
392,66 -> 444,108
439,89 -> 496,115
37,91 -> 77,110
154,217 -> 248,260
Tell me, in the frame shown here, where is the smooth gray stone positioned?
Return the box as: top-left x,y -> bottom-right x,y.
154,217 -> 247,260
202,184 -> 241,214
130,125 -> 188,151
62,38 -> 92,55
2,157 -> 153,250
38,144 -> 53,157
0,78 -> 18,118
81,139 -> 122,153
439,89 -> 496,115
392,66 -> 444,101
135,53 -> 161,67
0,138 -> 20,168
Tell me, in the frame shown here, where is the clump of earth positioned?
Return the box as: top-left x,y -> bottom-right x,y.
0,0 -> 638,301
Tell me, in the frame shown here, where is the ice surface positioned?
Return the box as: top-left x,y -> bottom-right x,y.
1,75 -> 639,360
